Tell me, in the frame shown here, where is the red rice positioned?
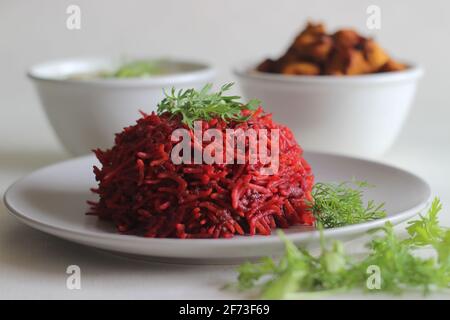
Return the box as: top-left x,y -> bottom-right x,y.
87,108 -> 314,238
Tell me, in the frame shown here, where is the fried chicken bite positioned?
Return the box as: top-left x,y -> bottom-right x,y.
363,39 -> 390,72
282,62 -> 321,75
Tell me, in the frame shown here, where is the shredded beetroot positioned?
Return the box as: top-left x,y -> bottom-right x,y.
87,107 -> 314,238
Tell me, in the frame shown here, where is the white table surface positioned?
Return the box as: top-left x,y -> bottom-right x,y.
1,135 -> 449,300
2,0 -> 450,300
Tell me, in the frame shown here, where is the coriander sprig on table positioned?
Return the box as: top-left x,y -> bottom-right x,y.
157,83 -> 260,128
236,198 -> 450,299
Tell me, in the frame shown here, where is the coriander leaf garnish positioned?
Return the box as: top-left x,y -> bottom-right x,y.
112,60 -> 165,78
310,181 -> 386,228
404,197 -> 444,246
234,197 -> 450,298
156,83 -> 260,128
360,220 -> 449,294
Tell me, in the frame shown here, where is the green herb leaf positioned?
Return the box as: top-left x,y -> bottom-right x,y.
110,60 -> 165,78
310,181 -> 386,228
156,83 -> 260,128
234,197 -> 450,298
405,197 -> 444,246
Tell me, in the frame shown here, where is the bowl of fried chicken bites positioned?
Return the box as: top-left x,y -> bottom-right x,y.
235,22 -> 423,158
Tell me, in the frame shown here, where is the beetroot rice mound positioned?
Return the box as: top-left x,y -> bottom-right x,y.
87,107 -> 314,238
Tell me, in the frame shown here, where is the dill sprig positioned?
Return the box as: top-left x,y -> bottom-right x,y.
156,83 -> 260,128
310,181 -> 386,228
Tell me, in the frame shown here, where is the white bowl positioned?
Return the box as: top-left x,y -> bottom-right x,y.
234,63 -> 423,158
29,57 -> 216,156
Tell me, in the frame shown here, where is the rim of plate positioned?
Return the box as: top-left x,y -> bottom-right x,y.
3,152 -> 432,246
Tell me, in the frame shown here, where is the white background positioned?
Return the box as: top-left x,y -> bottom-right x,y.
0,0 -> 449,299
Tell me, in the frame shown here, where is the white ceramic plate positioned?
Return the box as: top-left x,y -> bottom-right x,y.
3,152 -> 431,264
